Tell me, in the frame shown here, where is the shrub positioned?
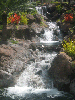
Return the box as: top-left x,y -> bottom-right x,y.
62,39 -> 75,59
20,12 -> 29,25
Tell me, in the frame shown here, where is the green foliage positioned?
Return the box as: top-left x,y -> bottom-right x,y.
0,25 -> 3,30
27,8 -> 37,15
56,4 -> 63,13
62,19 -> 65,23
66,10 -> 72,14
20,12 -> 29,25
36,1 -> 41,5
56,19 -> 60,22
31,2 -> 36,6
50,1 -> 55,3
62,39 -> 75,58
8,12 -> 14,17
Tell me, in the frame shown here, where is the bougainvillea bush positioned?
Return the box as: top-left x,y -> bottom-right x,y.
7,13 -> 21,24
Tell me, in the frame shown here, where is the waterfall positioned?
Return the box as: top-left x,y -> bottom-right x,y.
1,6 -> 74,100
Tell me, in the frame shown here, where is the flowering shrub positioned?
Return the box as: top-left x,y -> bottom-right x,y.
7,12 -> 29,25
7,13 -> 21,24
64,13 -> 73,22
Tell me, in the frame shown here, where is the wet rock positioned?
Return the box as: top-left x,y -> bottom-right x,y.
35,49 -> 39,55
29,49 -> 33,54
35,70 -> 42,75
29,43 -> 36,51
45,60 -> 49,63
53,30 -> 59,36
30,58 -> 35,62
40,57 -> 45,60
70,78 -> 75,95
53,35 -> 59,41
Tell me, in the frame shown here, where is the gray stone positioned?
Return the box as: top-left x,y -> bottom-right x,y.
45,60 -> 49,63
35,70 -> 42,75
0,70 -> 14,87
30,58 -> 35,62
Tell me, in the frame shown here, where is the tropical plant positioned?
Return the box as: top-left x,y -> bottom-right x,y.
20,12 -> 29,25
62,39 -> 75,59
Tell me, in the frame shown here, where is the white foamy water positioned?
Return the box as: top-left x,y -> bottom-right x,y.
3,86 -> 63,99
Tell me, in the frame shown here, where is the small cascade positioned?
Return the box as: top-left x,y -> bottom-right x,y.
35,6 -> 47,15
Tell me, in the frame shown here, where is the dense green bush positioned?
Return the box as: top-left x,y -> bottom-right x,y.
62,39 -> 75,59
20,12 -> 29,25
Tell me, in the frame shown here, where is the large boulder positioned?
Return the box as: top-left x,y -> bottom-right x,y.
48,52 -> 72,91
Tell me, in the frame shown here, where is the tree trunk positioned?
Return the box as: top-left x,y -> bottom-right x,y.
2,12 -> 7,41
67,0 -> 70,4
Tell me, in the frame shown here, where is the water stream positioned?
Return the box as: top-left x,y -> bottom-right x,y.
0,6 -> 74,100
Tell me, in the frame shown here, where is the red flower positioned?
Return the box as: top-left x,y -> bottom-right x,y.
8,13 -> 21,24
14,13 -> 18,18
64,13 -> 73,22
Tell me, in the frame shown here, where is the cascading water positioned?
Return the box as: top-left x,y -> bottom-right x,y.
0,6 -> 74,100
